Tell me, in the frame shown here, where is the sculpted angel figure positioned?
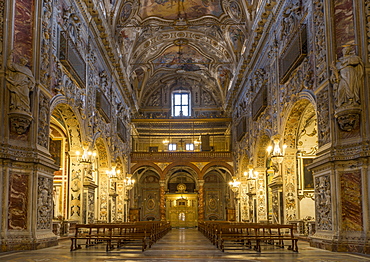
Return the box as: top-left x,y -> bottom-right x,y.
6,50 -> 35,113
330,46 -> 363,108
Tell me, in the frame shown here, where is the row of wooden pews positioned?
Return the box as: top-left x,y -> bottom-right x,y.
199,221 -> 298,253
70,221 -> 171,252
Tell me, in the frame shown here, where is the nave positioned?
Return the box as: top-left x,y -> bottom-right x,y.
0,228 -> 369,262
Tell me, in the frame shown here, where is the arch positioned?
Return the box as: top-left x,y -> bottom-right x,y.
162,162 -> 201,180
164,165 -> 200,189
131,162 -> 163,177
94,136 -> 110,169
50,96 -> 85,150
254,132 -> 271,169
201,162 -> 233,180
282,98 -> 316,148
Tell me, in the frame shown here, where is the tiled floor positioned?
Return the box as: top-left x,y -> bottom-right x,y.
1,228 -> 370,261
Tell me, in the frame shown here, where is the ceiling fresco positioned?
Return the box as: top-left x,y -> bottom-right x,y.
139,0 -> 224,20
111,0 -> 257,117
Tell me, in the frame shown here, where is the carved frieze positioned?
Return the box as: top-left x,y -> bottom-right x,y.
37,176 -> 53,230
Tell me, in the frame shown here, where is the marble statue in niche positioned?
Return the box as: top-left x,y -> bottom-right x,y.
6,50 -> 35,114
330,46 -> 363,108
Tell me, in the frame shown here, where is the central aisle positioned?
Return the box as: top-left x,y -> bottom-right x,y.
1,228 -> 369,261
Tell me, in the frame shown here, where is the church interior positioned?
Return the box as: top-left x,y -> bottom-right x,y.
1,0 -> 370,259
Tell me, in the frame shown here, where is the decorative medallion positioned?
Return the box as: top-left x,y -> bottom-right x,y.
228,1 -> 242,21
177,183 -> 186,192
119,3 -> 133,24
147,198 -> 156,211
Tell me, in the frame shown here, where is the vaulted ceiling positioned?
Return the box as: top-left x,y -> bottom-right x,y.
111,0 -> 257,116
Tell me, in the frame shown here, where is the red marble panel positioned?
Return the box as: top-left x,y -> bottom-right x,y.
13,0 -> 34,64
334,0 -> 355,57
340,171 -> 363,231
8,173 -> 29,230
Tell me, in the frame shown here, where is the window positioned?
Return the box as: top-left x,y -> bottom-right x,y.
168,143 -> 177,151
172,91 -> 190,117
185,143 -> 194,151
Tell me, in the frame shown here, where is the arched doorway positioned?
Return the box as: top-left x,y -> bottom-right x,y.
281,97 -> 318,231
165,167 -> 198,228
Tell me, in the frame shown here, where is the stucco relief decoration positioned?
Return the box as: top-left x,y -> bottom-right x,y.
40,0 -> 53,87
38,93 -> 50,148
330,46 -> 363,132
280,0 -> 301,44
366,1 -> 370,62
315,175 -> 332,230
0,0 -> 4,67
70,169 -> 81,218
284,161 -> 297,221
99,175 -> 109,221
88,192 -> 95,223
147,90 -> 162,107
316,87 -> 330,146
256,173 -> 266,219
227,1 -> 242,21
6,50 -> 35,135
313,0 -> 328,84
37,177 -> 53,230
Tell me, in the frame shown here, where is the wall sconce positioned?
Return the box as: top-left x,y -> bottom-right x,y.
108,166 -> 121,179
267,138 -> 287,164
124,174 -> 135,191
76,146 -> 96,164
229,177 -> 241,193
245,166 -> 258,180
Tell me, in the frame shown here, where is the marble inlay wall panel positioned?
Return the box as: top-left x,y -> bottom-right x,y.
334,0 -> 355,55
37,176 -> 53,230
340,171 -> 363,231
14,0 -> 34,61
8,173 -> 28,230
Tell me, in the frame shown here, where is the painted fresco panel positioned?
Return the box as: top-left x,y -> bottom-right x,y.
139,0 -> 223,20
153,45 -> 209,71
